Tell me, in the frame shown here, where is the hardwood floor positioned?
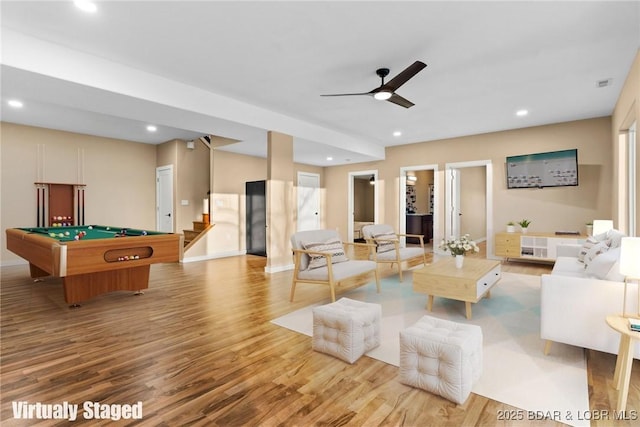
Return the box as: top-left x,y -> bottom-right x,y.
1,251 -> 638,426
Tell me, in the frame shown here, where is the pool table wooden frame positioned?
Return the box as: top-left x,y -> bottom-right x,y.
6,228 -> 183,305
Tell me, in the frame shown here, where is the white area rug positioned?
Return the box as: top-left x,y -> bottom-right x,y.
272,271 -> 590,427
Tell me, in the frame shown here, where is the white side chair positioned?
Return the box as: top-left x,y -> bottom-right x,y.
290,229 -> 380,302
361,224 -> 427,282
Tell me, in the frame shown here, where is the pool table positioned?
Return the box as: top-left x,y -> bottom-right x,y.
6,225 -> 183,306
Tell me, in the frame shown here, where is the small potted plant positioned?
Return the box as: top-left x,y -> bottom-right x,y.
518,219 -> 531,234
585,222 -> 593,236
506,221 -> 516,233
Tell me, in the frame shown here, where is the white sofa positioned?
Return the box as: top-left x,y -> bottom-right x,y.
541,230 -> 639,359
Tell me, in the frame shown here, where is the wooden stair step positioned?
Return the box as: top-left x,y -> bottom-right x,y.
183,230 -> 200,243
192,221 -> 208,232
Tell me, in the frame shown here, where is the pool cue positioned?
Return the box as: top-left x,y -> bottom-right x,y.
81,187 -> 85,225
37,187 -> 41,227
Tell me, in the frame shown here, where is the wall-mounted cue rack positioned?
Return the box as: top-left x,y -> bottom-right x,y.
35,183 -> 87,227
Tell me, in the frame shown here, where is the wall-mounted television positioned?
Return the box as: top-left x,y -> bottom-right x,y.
506,149 -> 578,189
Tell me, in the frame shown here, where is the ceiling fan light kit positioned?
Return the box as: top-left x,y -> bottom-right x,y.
321,61 -> 427,108
373,91 -> 392,100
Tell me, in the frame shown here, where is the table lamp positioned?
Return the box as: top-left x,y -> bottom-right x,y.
592,219 -> 614,237
618,237 -> 640,318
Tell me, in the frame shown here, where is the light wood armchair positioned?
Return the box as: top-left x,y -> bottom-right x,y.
290,229 -> 380,302
361,224 -> 427,282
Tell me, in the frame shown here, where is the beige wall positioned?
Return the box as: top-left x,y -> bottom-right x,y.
612,50 -> 639,235
1,123 -> 157,263
156,138 -> 210,234
185,147 -> 326,260
177,139 -> 210,231
324,117 -> 613,245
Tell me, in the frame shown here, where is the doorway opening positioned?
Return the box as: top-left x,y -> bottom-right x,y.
399,165 -> 438,251
348,170 -> 378,243
444,160 -> 494,258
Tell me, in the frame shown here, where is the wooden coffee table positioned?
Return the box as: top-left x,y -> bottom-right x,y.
413,257 -> 501,319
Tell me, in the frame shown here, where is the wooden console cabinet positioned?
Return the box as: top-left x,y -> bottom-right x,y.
495,232 -> 586,262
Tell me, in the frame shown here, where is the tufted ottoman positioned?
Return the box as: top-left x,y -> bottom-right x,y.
399,315 -> 482,404
312,297 -> 381,364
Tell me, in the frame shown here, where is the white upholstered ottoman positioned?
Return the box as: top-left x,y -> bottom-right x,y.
312,297 -> 381,364
399,315 -> 482,404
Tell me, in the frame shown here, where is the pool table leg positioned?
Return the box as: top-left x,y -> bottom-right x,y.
63,265 -> 151,305
29,263 -> 50,281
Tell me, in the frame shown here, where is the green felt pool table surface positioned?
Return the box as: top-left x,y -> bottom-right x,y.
19,225 -> 166,241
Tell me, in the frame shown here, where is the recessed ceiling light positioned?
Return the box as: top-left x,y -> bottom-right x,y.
326,156 -> 333,161
146,125 -> 157,132
393,131 -> 402,137
74,0 -> 97,13
7,99 -> 23,108
516,109 -> 528,117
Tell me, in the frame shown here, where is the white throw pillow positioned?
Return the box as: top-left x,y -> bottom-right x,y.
578,236 -> 601,263
606,229 -> 626,249
373,231 -> 398,253
583,241 -> 610,268
303,239 -> 349,269
585,247 -> 620,280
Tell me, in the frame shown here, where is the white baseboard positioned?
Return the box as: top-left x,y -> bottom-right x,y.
1,259 -> 28,268
264,263 -> 294,274
182,250 -> 247,264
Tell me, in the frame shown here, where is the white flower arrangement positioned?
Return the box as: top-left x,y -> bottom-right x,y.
439,234 -> 480,256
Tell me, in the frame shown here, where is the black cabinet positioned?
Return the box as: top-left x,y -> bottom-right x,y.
406,214 -> 433,244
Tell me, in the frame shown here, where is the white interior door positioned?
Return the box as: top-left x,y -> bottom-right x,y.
156,165 -> 174,232
628,121 -> 637,236
297,172 -> 320,231
446,168 -> 461,238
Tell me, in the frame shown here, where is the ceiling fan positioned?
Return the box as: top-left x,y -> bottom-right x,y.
321,61 -> 427,108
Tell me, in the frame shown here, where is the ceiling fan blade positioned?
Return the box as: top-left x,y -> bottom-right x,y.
320,92 -> 371,97
382,61 -> 427,92
387,93 -> 415,108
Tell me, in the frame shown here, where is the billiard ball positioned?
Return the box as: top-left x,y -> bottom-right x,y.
88,225 -> 93,229
74,235 -> 80,240
64,231 -> 70,236
58,233 -> 64,238
49,232 -> 56,237
141,231 -> 147,235
106,227 -> 110,230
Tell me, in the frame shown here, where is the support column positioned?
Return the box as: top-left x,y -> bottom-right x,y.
265,131 -> 294,273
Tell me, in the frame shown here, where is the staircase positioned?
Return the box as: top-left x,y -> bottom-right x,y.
183,220 -> 213,249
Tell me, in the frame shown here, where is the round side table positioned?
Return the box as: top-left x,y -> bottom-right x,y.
605,315 -> 640,412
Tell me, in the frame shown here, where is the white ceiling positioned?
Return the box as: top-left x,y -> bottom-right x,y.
1,1 -> 639,167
